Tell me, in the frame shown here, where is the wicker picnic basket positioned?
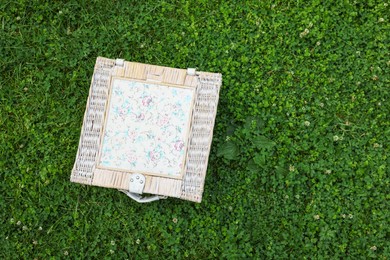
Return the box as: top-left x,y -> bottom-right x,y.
70,57 -> 222,203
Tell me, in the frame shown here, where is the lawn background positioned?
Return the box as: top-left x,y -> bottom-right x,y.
0,0 -> 389,258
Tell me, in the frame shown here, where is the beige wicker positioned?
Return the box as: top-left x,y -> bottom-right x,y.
70,57 -> 222,202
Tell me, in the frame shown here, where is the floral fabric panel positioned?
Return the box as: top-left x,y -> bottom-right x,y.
99,78 -> 194,177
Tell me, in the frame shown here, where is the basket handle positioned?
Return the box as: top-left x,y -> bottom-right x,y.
120,190 -> 167,203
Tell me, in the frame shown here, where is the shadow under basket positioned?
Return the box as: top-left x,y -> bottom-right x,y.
70,57 -> 222,203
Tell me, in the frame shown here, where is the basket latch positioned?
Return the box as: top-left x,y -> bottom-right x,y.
120,173 -> 166,203
129,173 -> 145,194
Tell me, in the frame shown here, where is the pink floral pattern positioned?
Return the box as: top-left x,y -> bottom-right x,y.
99,78 -> 194,177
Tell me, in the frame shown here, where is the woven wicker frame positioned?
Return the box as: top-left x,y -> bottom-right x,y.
70,57 -> 222,202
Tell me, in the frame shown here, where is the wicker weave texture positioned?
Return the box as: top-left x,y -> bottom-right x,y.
71,57 -> 221,202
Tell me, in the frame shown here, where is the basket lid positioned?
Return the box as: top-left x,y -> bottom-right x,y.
70,57 -> 222,202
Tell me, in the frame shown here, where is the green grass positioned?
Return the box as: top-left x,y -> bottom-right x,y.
1,0 -> 389,258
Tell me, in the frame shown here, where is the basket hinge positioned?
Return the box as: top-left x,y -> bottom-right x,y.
129,173 -> 145,194
187,68 -> 197,76
115,58 -> 125,67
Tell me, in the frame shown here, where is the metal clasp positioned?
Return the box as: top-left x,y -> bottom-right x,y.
129,173 -> 145,194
